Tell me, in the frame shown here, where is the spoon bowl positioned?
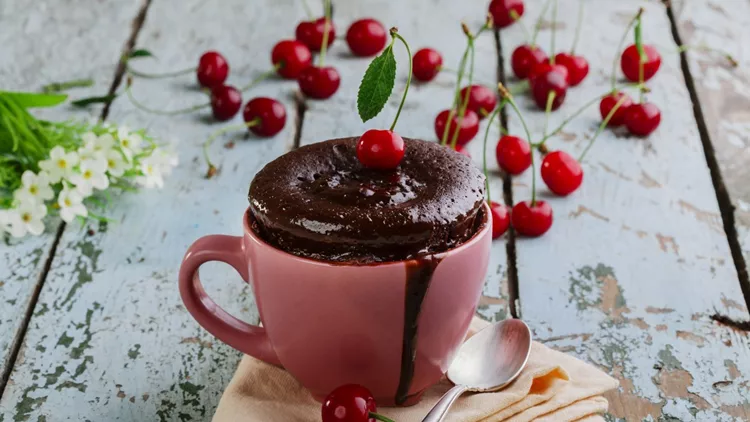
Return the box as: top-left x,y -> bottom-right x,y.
422,319 -> 532,422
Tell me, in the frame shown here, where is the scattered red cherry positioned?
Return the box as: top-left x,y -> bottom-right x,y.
209,85 -> 242,121
528,61 -> 569,87
271,40 -> 313,79
296,17 -> 336,52
412,48 -> 443,82
356,129 -> 405,170
243,97 -> 287,137
541,151 -> 583,196
511,200 -> 553,237
511,45 -> 548,80
434,109 -> 480,146
298,66 -> 341,99
599,92 -> 633,127
490,201 -> 511,238
346,19 -> 387,57
530,67 -> 568,111
459,85 -> 497,118
495,135 -> 531,175
554,53 -> 589,86
489,0 -> 524,28
624,102 -> 661,136
197,51 -> 229,88
322,384 -> 378,422
620,44 -> 662,82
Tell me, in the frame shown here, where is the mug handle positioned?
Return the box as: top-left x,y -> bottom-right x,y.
179,234 -> 281,366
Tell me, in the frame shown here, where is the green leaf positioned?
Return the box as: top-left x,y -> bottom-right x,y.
71,94 -> 117,107
357,45 -> 396,123
127,49 -> 155,60
0,91 -> 67,108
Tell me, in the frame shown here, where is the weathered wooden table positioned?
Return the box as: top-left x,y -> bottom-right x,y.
1,0 -> 749,420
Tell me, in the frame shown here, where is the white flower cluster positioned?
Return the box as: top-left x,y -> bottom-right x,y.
0,127 -> 178,238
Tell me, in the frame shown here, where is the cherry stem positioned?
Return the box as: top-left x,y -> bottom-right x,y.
203,118 -> 261,176
549,0 -> 558,64
511,10 -> 531,44
570,0 -> 584,54
610,8 -> 643,91
369,412 -> 396,422
498,83 -> 535,205
543,91 -> 556,138
41,78 -> 94,93
241,63 -> 281,92
389,29 -> 413,132
531,0 -> 553,47
318,0 -> 332,67
482,99 -> 507,204
300,0 -> 313,20
450,38 -> 476,149
125,83 -> 209,116
578,94 -> 628,162
126,65 -> 195,80
442,41 -> 471,146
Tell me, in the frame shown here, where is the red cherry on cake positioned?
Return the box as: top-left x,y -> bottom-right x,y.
530,67 -> 568,111
209,85 -> 242,121
490,201 -> 511,239
298,66 -> 341,99
511,200 -> 553,237
322,384 -> 378,422
197,51 -> 229,88
271,40 -> 313,79
620,44 -> 661,82
296,17 -> 335,52
243,97 -> 287,137
459,85 -> 497,118
346,19 -> 387,57
624,102 -> 661,136
541,150 -> 583,196
356,129 -> 405,170
554,53 -> 589,86
489,0 -> 524,28
599,92 -> 633,127
511,45 -> 548,80
434,109 -> 480,146
495,135 -> 531,175
412,48 -> 443,82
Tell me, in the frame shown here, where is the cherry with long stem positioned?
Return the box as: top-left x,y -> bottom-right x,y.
579,94 -> 629,162
240,63 -> 281,92
549,0 -> 558,65
319,0 -> 332,67
634,12 -> 646,102
498,83 -> 536,204
450,28 -> 476,149
389,29 -> 412,131
481,99 -> 508,203
610,8 -> 643,91
203,119 -> 261,178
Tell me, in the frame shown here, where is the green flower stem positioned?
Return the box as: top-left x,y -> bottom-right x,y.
610,8 -> 643,91
319,0 -> 332,67
41,79 -> 94,93
126,65 -> 195,80
549,0 -> 558,65
202,118 -> 261,177
369,412 -> 396,422
531,0 -> 553,47
578,94 -> 628,162
241,63 -> 281,92
125,85 -> 209,116
389,29 -> 413,132
481,99 -> 507,204
570,0 -> 584,54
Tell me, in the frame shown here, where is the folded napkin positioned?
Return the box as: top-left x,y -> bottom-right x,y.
213,317 -> 618,422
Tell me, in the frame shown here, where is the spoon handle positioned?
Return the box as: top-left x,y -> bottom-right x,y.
421,384 -> 468,422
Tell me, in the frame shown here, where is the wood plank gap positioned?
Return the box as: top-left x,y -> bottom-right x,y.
0,223 -> 65,398
0,0 -> 154,400
292,91 -> 308,150
664,0 -> 750,324
494,28 -> 520,319
101,0 -> 153,120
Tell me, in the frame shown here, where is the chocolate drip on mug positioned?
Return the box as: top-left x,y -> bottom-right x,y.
395,255 -> 442,405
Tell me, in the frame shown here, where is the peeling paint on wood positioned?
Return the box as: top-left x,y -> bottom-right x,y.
501,1 -> 750,420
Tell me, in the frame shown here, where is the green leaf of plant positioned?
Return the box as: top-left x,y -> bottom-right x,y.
0,91 -> 68,108
128,49 -> 155,60
357,45 -> 396,123
70,94 -> 118,107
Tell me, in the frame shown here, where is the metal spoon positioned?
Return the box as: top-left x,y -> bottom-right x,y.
422,319 -> 532,422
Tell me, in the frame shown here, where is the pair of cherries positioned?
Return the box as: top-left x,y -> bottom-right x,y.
490,199 -> 553,238
433,85 -> 498,147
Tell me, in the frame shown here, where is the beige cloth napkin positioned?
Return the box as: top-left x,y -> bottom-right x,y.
213,317 -> 618,422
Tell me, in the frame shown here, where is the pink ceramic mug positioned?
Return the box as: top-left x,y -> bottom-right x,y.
179,203 -> 491,405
